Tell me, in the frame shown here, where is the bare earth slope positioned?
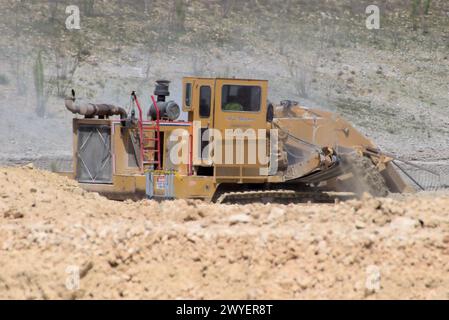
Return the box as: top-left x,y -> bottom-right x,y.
1,0 -> 449,178
0,166 -> 448,299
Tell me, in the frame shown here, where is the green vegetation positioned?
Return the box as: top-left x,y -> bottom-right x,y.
424,0 -> 432,15
174,0 -> 186,32
412,0 -> 421,17
50,161 -> 58,173
83,0 -> 95,17
0,74 -> 9,86
33,51 -> 46,117
4,0 -> 446,58
412,0 -> 432,30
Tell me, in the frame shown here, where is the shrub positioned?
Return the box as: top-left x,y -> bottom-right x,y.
0,74 -> 9,86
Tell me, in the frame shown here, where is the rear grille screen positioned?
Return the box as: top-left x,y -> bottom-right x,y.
76,125 -> 112,184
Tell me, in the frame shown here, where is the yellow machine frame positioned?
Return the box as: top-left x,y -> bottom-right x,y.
62,77 -> 411,201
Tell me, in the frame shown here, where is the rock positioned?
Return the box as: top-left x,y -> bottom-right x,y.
368,199 -> 382,210
79,261 -> 94,279
362,239 -> 374,249
425,278 -> 439,289
267,207 -> 285,222
73,189 -> 84,196
13,211 -> 24,219
4,208 -> 24,219
373,214 -> 391,227
246,288 -> 263,299
107,253 -> 119,268
390,217 -> 419,232
191,252 -> 201,262
362,192 -> 373,201
296,276 -> 312,290
355,220 -> 366,229
424,219 -> 440,229
228,214 -> 252,225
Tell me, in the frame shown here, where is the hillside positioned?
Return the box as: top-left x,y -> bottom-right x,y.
0,0 -> 448,179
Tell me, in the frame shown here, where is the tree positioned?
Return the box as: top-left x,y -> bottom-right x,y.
221,0 -> 235,18
411,0 -> 432,31
48,0 -> 58,22
287,58 -> 312,99
143,0 -> 152,15
13,1 -> 27,95
83,0 -> 95,17
49,35 -> 91,98
34,51 -> 46,117
424,0 -> 431,15
172,0 -> 186,32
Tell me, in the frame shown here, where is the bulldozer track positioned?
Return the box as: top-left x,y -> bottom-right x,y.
215,189 -> 355,204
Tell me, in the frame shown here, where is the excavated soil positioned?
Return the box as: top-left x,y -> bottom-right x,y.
0,165 -> 448,300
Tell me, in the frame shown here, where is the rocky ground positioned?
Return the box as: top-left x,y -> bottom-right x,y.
0,165 -> 448,299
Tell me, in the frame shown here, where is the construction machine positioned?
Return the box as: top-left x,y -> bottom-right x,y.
62,77 -> 413,203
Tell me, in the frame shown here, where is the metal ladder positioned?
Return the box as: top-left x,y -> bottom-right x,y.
131,93 -> 162,171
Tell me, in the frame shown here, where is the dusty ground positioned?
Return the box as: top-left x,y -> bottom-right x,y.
0,165 -> 448,300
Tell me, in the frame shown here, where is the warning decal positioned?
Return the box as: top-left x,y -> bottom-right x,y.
155,175 -> 166,190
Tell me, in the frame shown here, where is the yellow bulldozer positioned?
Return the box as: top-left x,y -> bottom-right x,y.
62,77 -> 413,203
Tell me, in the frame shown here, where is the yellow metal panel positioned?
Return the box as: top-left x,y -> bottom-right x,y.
173,175 -> 217,201
182,78 -> 194,112
213,79 -> 269,179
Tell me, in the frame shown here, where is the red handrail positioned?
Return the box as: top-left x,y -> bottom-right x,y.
131,92 -> 145,172
189,133 -> 193,176
150,95 -> 162,170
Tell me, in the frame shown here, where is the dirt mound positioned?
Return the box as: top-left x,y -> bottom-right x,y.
0,165 -> 448,299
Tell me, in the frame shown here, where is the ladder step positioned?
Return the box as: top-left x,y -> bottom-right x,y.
144,149 -> 160,152
143,161 -> 160,164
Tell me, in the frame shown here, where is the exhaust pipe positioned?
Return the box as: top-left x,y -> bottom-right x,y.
148,80 -> 180,121
65,90 -> 127,119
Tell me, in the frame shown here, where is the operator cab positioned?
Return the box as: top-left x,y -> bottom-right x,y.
182,77 -> 270,179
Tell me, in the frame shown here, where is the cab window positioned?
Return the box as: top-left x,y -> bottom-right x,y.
222,85 -> 261,112
199,86 -> 211,118
185,83 -> 192,107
